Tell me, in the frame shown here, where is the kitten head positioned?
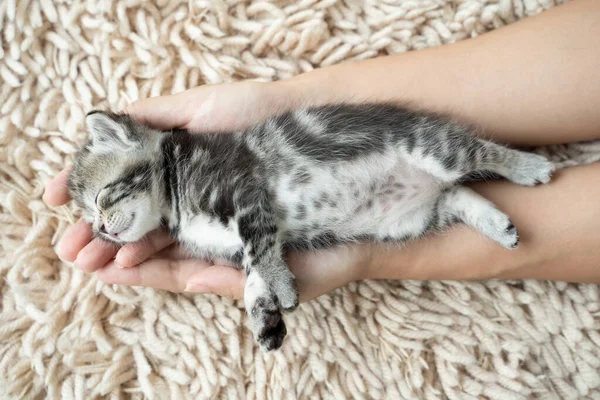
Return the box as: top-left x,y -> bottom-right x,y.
68,111 -> 165,244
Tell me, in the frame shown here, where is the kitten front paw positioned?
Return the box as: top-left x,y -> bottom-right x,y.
254,304 -> 287,352
245,270 -> 296,351
269,269 -> 299,313
248,294 -> 287,351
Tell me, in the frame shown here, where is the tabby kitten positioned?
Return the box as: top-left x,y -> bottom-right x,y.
68,103 -> 554,351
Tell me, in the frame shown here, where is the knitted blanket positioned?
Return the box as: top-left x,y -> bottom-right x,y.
2,0 -> 600,398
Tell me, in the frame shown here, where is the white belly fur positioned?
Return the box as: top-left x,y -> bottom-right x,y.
178,213 -> 243,259
276,151 -> 445,239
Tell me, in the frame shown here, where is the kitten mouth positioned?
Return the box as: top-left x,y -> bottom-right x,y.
100,213 -> 136,242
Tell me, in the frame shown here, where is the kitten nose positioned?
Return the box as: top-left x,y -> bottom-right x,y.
100,223 -> 120,237
100,222 -> 118,236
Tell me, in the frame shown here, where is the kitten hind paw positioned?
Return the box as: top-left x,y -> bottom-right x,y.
505,222 -> 520,249
507,153 -> 555,187
480,211 -> 520,249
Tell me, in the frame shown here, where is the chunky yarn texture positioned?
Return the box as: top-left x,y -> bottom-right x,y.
2,0 -> 600,398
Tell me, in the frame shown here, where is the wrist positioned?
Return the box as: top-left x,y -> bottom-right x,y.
272,67 -> 340,109
355,242 -> 380,281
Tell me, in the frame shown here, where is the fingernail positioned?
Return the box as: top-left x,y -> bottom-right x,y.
115,262 -> 125,269
184,282 -> 210,293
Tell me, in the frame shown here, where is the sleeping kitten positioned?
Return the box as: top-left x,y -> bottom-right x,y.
68,103 -> 554,351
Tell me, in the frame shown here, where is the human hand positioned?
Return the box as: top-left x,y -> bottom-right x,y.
44,80 -> 372,302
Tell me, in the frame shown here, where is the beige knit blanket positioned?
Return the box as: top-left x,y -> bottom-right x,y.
2,0 -> 600,399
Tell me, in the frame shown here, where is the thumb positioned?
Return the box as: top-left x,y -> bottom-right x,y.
123,87 -> 210,130
184,265 -> 246,300
43,165 -> 72,206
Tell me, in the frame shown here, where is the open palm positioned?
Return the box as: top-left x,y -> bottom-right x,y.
44,81 -> 369,302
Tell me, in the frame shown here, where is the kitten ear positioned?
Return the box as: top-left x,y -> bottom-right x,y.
86,111 -> 138,154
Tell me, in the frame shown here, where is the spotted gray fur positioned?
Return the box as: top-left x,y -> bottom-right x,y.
68,103 -> 554,351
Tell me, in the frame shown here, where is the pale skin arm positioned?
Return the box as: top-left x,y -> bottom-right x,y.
44,0 -> 600,301
368,163 -> 600,283
285,0 -> 600,147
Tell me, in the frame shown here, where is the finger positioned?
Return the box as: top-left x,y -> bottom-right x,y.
184,266 -> 245,300
96,258 -> 212,292
211,257 -> 239,268
74,238 -> 119,273
151,243 -> 193,260
115,230 -> 174,268
43,166 -> 72,206
123,89 -> 205,130
58,219 -> 93,262
148,244 -> 241,265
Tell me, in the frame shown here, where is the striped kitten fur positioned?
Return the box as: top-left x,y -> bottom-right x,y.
68,103 -> 554,351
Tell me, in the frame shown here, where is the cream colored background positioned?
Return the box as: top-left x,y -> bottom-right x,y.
2,0 -> 600,399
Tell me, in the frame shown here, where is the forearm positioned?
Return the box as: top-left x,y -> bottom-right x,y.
279,0 -> 600,146
365,162 -> 600,283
